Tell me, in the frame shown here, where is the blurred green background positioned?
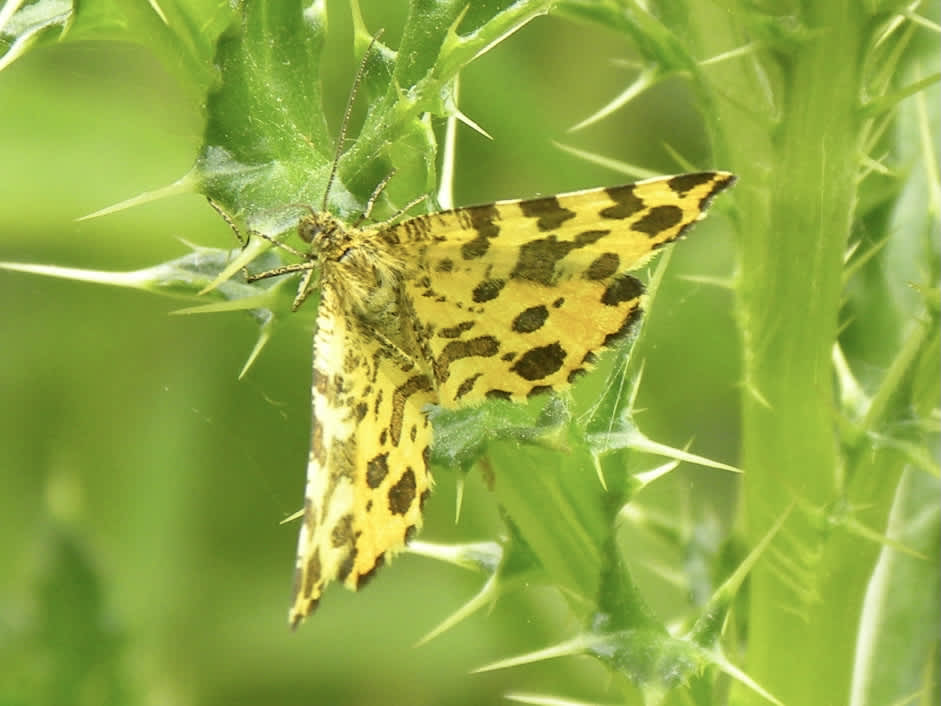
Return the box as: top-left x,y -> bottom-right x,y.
0,4 -> 739,705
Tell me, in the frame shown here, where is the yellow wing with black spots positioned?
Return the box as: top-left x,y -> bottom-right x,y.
289,286 -> 436,628
387,172 -> 735,407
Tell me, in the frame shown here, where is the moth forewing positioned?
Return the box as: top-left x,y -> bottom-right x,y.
388,171 -> 736,407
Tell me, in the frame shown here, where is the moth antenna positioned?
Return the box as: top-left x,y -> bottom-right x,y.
321,28 -> 386,213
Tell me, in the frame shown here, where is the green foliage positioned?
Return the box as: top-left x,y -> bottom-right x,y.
1,1 -> 938,705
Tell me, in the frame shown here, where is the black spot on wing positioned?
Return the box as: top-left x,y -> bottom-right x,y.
696,172 -> 737,210
389,375 -> 433,446
436,336 -> 500,383
461,204 -> 501,260
511,230 -> 610,285
574,229 -> 610,247
585,252 -> 620,280
511,342 -> 566,381
472,278 -> 505,303
327,436 -> 356,483
330,514 -> 355,548
601,184 -> 645,219
302,496 -> 316,534
455,373 -> 482,400
601,274 -> 644,306
633,205 -> 683,237
300,547 -> 322,600
366,453 -> 389,489
603,306 -> 644,347
311,424 -> 326,466
518,195 -> 576,231
439,321 -> 475,338
568,368 -> 587,384
336,545 -> 357,583
527,385 -> 553,398
512,305 -> 549,333
668,172 -> 716,195
511,235 -> 572,284
388,469 -> 417,516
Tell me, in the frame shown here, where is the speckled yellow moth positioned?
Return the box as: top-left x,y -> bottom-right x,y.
241,38 -> 735,629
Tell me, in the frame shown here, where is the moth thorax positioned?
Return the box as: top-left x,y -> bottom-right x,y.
335,251 -> 402,322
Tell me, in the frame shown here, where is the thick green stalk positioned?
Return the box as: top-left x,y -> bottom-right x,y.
732,4 -> 869,704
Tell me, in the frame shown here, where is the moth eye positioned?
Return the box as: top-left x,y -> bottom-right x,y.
299,220 -> 320,243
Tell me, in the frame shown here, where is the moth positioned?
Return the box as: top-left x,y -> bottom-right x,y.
239,38 -> 736,629
245,168 -> 734,627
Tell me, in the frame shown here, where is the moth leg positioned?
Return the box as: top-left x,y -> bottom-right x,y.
355,170 -> 397,226
366,194 -> 429,231
292,267 -> 321,311
245,261 -> 316,283
208,198 -> 311,258
208,198 -> 314,295
244,260 -> 320,311
208,197 -> 319,301
206,197 -> 248,247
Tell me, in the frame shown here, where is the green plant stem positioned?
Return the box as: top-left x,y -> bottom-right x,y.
726,4 -> 882,704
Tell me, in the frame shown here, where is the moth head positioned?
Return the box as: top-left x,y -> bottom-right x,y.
298,210 -> 345,246
297,213 -> 322,244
